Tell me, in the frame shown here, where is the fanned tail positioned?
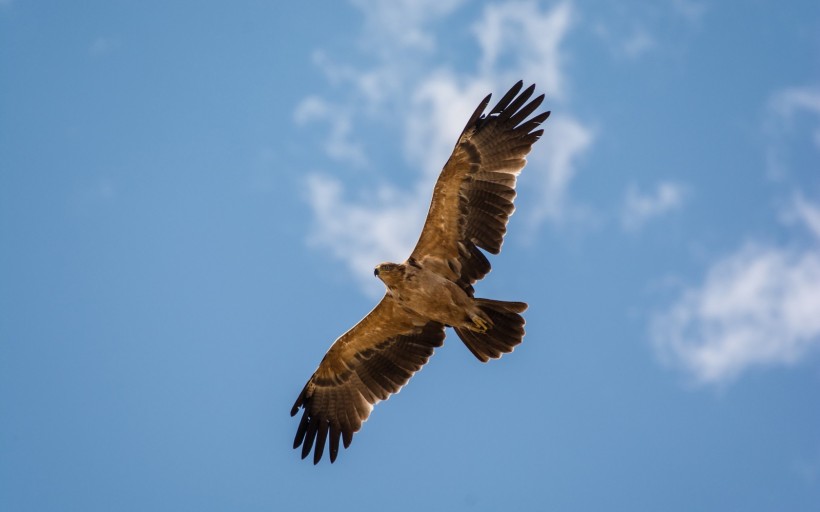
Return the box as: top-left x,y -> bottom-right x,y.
454,299 -> 527,362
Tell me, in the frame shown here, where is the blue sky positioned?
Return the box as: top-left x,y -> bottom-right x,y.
2,0 -> 819,510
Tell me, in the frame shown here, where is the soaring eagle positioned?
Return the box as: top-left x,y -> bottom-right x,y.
291,81 -> 549,464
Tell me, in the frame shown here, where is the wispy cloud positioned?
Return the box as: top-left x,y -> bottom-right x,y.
621,181 -> 686,231
620,29 -> 655,59
765,85 -> 820,179
350,0 -> 466,54
651,195 -> 820,385
791,445 -> 820,485
593,24 -> 656,60
770,86 -> 820,119
529,115 -> 594,224
404,72 -> 494,179
89,36 -> 119,57
294,96 -> 368,167
473,1 -> 572,99
770,86 -> 820,152
790,193 -> 820,238
300,0 -> 594,292
670,0 -> 708,24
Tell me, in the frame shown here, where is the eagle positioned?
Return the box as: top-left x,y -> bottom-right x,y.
291,81 -> 549,464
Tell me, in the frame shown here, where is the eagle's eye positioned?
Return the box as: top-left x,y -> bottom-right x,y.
374,267 -> 380,276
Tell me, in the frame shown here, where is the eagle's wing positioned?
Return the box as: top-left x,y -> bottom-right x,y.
409,81 -> 549,294
290,295 -> 445,464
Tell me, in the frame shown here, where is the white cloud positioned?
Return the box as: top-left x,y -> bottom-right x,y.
651,196 -> 820,385
621,181 -> 686,231
299,1 -> 594,293
293,96 -> 368,167
655,84 -> 820,385
305,174 -> 426,296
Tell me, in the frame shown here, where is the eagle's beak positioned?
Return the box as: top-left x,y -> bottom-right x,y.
373,267 -> 380,277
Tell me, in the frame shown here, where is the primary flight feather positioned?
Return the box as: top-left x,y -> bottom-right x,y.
291,81 -> 550,464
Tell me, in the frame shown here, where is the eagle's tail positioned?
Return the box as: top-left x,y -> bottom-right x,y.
454,299 -> 527,362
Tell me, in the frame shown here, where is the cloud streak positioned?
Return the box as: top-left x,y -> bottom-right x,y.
621,181 -> 686,231
765,85 -> 820,178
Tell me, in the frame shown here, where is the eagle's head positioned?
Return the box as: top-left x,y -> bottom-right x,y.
374,262 -> 405,287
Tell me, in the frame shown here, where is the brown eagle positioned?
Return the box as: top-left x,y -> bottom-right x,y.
291,81 -> 549,464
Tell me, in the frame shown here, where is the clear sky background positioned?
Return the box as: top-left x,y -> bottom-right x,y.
2,1 -> 820,510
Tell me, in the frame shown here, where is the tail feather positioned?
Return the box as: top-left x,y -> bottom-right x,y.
454,299 -> 527,362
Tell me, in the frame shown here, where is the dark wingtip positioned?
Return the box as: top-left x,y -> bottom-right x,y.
291,385 -> 306,416
301,419 -> 318,459
293,412 -> 309,449
313,422 -> 329,465
508,79 -> 524,95
489,81 -> 525,115
462,93 -> 493,134
329,425 -> 341,463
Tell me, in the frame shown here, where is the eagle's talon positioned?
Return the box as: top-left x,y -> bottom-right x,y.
472,316 -> 490,333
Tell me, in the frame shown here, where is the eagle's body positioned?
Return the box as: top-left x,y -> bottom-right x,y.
375,261 -> 484,330
291,81 -> 549,464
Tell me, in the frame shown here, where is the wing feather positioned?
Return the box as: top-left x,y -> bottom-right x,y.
409,81 -> 549,290
291,295 -> 445,464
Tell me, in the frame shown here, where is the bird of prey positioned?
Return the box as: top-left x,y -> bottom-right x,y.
291,81 -> 549,464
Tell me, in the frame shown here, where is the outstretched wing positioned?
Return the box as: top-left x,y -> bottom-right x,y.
409,81 -> 549,294
290,296 -> 445,464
